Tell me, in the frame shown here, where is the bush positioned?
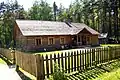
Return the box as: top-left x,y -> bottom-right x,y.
49,63 -> 67,80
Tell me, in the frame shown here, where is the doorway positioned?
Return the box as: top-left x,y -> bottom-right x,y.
82,36 -> 86,45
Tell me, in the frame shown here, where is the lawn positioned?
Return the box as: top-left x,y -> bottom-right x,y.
35,48 -> 82,55
93,68 -> 120,80
0,58 -> 6,64
66,59 -> 120,80
92,60 -> 120,80
101,44 -> 120,47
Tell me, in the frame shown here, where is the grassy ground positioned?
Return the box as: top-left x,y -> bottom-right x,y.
93,68 -> 120,80
0,58 -> 6,64
67,59 -> 120,80
101,44 -> 120,47
93,60 -> 120,80
35,48 -> 78,55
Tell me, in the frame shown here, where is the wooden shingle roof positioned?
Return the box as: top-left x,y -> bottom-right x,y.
16,20 -> 99,36
71,23 -> 99,35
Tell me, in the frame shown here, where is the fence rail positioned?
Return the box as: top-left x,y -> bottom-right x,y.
0,46 -> 120,80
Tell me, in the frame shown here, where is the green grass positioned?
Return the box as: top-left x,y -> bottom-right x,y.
0,58 -> 6,64
93,68 -> 120,80
101,44 -> 120,47
66,59 -> 120,80
35,48 -> 79,55
92,60 -> 120,80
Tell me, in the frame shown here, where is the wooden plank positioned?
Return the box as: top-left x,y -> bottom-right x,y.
65,52 -> 67,73
84,49 -> 87,68
46,55 -> 49,78
104,47 -> 106,62
61,53 -> 64,70
54,53 -> 56,63
100,48 -> 102,63
96,48 -> 99,64
92,49 -> 95,66
102,47 -> 104,62
115,46 -> 117,59
50,54 -> 53,74
86,49 -> 89,68
68,52 -> 70,73
89,49 -> 92,67
117,47 -> 120,58
74,51 -> 76,71
82,50 -> 84,70
107,47 -> 109,62
58,53 -> 60,67
101,48 -> 103,63
71,51 -> 73,72
116,47 -> 118,58
35,54 -> 45,80
79,50 -> 82,70
12,50 -> 15,64
106,47 -> 108,61
97,48 -> 99,64
77,50 -> 79,71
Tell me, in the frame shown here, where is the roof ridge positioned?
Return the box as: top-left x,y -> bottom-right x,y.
16,20 -> 66,23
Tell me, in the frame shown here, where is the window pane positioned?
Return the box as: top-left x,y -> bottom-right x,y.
36,38 -> 42,45
49,38 -> 54,44
61,38 -> 64,44
39,39 -> 41,45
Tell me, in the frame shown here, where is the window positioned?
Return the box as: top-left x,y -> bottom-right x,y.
78,36 -> 80,42
60,38 -> 65,44
87,36 -> 90,44
36,38 -> 42,45
49,37 -> 54,45
87,37 -> 90,41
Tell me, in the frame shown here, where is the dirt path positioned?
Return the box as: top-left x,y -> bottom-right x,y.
0,64 -> 22,80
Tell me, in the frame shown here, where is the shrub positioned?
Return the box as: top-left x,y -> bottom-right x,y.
49,63 -> 67,80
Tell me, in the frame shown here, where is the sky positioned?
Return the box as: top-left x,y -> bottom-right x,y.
0,0 -> 74,11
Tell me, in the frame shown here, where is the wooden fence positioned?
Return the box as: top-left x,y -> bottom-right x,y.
0,46 -> 120,80
42,47 -> 120,78
0,48 -> 14,63
15,51 -> 37,77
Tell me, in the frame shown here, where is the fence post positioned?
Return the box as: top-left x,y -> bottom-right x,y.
11,49 -> 15,64
35,54 -> 45,80
92,49 -> 95,66
109,46 -> 114,61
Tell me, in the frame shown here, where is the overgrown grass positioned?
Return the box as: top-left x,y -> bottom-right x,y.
0,58 -> 6,64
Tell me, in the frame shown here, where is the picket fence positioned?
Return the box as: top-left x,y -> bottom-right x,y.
0,46 -> 120,80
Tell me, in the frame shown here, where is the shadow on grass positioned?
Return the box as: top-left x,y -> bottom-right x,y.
67,59 -> 120,80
